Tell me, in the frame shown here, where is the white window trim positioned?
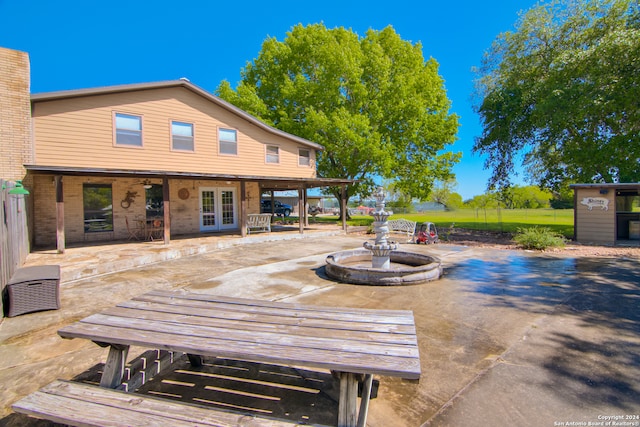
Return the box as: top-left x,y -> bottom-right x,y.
113,112 -> 143,148
171,120 -> 195,152
219,128 -> 238,156
298,148 -> 311,167
266,145 -> 280,164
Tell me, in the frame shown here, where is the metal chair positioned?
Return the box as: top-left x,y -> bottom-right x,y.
149,218 -> 163,241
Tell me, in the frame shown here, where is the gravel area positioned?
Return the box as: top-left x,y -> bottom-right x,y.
444,228 -> 640,258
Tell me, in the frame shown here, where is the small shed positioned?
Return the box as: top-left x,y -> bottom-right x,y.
571,183 -> 640,245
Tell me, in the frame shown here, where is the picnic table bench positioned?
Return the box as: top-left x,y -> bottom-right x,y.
14,379 -> 301,426
387,218 -> 417,243
13,290 -> 420,427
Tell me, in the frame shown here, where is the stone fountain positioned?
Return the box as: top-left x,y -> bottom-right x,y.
363,186 -> 398,268
325,186 -> 442,285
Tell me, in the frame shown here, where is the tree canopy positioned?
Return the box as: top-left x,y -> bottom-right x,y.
217,24 -> 460,213
473,0 -> 640,193
430,178 -> 463,210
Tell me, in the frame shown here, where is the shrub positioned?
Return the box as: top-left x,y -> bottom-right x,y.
513,226 -> 566,250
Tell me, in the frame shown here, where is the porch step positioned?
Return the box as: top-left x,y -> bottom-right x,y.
26,229 -> 344,283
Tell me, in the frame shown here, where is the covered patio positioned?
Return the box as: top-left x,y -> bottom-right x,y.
25,165 -> 354,253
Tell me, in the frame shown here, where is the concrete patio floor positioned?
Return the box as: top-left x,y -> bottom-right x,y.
1,229 -> 639,426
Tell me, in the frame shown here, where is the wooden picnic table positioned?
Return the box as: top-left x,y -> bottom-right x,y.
57,290 -> 421,426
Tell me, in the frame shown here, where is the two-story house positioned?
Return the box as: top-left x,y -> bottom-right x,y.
1,47 -> 352,252
25,78 -> 351,249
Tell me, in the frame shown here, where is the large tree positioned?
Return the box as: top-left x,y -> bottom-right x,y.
430,178 -> 463,210
217,24 -> 460,216
473,0 -> 640,193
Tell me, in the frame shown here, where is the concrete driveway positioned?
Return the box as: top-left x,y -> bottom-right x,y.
1,233 -> 639,426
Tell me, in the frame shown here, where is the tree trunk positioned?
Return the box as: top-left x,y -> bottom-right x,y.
332,189 -> 351,222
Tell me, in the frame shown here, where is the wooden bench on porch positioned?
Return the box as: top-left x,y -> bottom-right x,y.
247,213 -> 272,234
12,290 -> 420,427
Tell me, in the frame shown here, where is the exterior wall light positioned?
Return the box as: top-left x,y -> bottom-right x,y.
8,180 -> 30,196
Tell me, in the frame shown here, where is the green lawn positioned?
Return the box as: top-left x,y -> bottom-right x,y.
320,208 -> 575,238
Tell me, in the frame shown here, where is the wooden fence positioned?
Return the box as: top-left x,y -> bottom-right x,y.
1,179 -> 30,317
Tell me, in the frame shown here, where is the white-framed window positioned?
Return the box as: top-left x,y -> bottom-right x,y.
83,184 -> 113,233
114,113 -> 142,147
219,128 -> 237,155
171,121 -> 194,151
266,145 -> 280,164
298,149 -> 311,166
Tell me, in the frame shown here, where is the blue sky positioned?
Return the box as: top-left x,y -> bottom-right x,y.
0,0 -> 538,199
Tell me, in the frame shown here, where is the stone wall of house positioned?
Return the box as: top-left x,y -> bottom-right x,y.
32,175 -> 260,247
0,47 -> 32,181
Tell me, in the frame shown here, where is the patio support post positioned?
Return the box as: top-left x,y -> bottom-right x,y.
341,185 -> 347,231
573,189 -> 578,242
298,187 -> 304,234
162,177 -> 170,244
303,188 -> 309,227
54,175 -> 65,254
270,191 -> 275,216
240,181 -> 247,237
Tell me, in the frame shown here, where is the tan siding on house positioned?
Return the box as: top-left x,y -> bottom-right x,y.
32,87 -> 317,178
575,189 -> 615,244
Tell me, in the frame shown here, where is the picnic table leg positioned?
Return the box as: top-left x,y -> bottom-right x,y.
187,353 -> 203,367
338,372 -> 359,427
99,344 -> 129,388
356,374 -> 374,427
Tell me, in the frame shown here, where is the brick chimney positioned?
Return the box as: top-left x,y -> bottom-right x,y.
0,47 -> 33,181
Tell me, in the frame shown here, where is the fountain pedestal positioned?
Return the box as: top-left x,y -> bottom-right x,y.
363,242 -> 396,268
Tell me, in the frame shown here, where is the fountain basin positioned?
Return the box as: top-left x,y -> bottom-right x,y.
325,249 -> 442,286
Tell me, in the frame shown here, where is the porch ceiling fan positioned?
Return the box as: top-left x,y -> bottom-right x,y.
140,179 -> 153,189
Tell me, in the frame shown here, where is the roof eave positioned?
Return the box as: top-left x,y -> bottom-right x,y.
24,165 -> 355,190
570,183 -> 640,189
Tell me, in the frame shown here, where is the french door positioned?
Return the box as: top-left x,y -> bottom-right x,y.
199,187 -> 237,232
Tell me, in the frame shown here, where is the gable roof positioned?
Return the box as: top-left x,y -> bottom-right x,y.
30,79 -> 324,151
